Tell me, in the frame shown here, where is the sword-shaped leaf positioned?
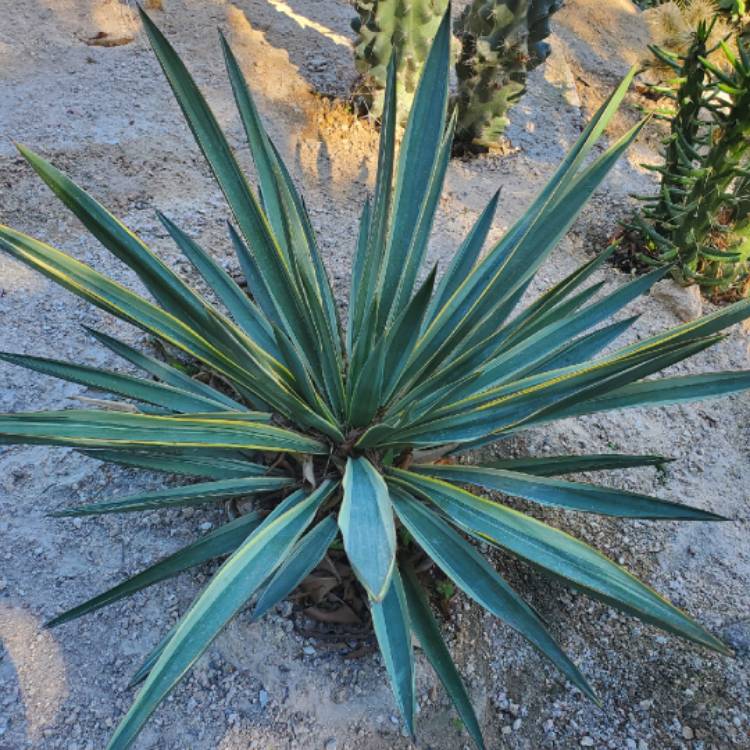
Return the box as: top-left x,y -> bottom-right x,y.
350,59 -> 396,360
401,562 -> 485,750
378,11 -> 450,324
461,268 -> 668,397
528,370 -> 750,426
474,453 -> 669,477
382,266 -> 438,401
370,567 -> 416,736
405,79 -> 641,385
497,247 -> 616,349
80,447 -> 269,479
528,317 -> 639,375
47,512 -> 263,626
390,490 -> 596,702
51,474 -> 294,516
222,34 -> 341,352
392,472 -> 727,653
451,120 -> 648,340
219,32 -> 288,257
394,336 -> 720,446
0,225 -> 301,417
130,491 -> 308,689
348,339 -> 387,427
106,481 -> 335,750
347,197 -> 372,357
339,457 -> 396,601
15,145 -> 240,350
83,327 -> 246,411
408,464 -> 722,519
252,515 -> 338,621
387,111 -> 455,325
0,410 -> 326,454
157,212 -> 282,361
423,190 -> 500,329
0,352 -> 230,414
137,7 -> 321,375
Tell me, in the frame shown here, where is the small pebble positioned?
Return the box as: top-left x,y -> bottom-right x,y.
682,725 -> 694,740
580,738 -> 595,747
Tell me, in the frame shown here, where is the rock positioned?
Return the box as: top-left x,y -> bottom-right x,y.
324,739 -> 337,750
723,619 -> 750,656
682,725 -> 694,740
580,738 -> 595,747
542,37 -> 582,109
651,280 -> 702,322
277,600 -> 293,618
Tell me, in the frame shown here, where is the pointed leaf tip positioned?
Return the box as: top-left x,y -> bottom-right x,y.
339,457 -> 396,601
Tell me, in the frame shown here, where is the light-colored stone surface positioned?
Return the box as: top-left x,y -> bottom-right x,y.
0,1 -> 748,749
651,280 -> 703,322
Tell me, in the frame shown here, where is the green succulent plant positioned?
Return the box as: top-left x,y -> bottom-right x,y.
638,20 -> 713,230
2,8 -> 750,750
454,0 -> 529,147
527,0 -> 563,66
634,25 -> 750,294
453,0 -> 562,148
352,0 -> 448,122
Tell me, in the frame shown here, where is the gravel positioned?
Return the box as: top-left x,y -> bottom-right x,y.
1,1 -> 748,749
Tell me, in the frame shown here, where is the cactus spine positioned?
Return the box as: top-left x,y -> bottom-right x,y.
352,0 -> 448,122
453,0 -> 562,148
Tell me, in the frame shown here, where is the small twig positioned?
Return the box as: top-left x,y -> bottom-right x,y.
82,32 -> 134,48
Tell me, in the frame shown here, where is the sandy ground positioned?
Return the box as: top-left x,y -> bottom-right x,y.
0,1 -> 748,749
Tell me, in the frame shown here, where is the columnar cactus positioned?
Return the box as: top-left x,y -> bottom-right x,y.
527,0 -> 564,66
637,23 -> 713,238
669,58 -> 750,288
453,0 -> 529,147
352,0 -> 448,122
453,0 -> 562,149
633,26 -> 750,295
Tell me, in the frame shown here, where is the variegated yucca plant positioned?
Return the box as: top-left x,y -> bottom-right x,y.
2,8 -> 750,750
